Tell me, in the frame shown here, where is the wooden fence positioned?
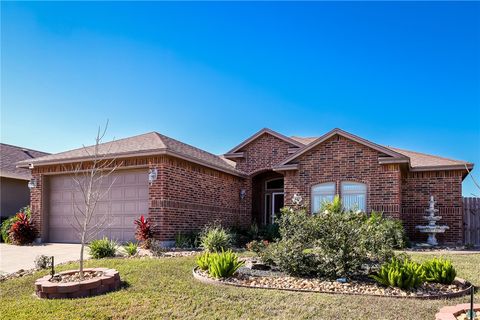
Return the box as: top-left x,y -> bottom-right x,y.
463,197 -> 480,246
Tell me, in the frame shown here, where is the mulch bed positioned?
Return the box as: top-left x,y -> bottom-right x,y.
193,267 -> 473,300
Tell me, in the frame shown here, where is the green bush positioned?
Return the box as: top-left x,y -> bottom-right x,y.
196,252 -> 212,271
1,216 -> 17,243
422,258 -> 456,284
199,225 -> 232,252
263,196 -> 402,278
124,242 -> 138,256
175,231 -> 199,248
88,237 -> 117,259
1,206 -> 31,243
371,256 -> 426,290
207,250 -> 244,278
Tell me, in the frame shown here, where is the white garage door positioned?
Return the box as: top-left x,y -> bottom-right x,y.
48,170 -> 149,243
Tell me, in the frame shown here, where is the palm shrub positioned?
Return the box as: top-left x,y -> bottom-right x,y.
134,215 -> 153,248
207,250 -> 244,278
199,225 -> 232,252
123,242 -> 138,257
371,256 -> 426,290
88,237 -> 117,259
422,258 -> 456,284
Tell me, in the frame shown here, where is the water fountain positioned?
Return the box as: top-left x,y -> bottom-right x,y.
415,196 -> 449,246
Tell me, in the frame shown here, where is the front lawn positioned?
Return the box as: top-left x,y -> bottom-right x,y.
0,252 -> 478,320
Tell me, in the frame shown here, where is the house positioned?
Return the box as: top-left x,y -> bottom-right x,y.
1,143 -> 50,219
16,128 -> 473,245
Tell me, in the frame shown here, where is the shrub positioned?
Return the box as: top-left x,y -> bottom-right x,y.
9,213 -> 36,245
199,225 -> 232,252
1,206 -> 32,244
134,215 -> 152,247
371,256 -> 426,290
246,240 -> 269,254
1,216 -> 17,243
422,258 -> 456,284
263,196 -> 401,278
196,252 -> 212,271
34,255 -> 52,269
149,239 -> 167,256
207,250 -> 244,278
88,237 -> 117,259
124,242 -> 138,257
175,231 -> 199,248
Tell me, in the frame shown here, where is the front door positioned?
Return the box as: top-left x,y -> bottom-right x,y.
264,192 -> 284,224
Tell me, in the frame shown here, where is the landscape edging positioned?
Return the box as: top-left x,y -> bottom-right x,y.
192,267 -> 473,300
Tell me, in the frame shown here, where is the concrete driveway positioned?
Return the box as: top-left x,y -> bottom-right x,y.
0,243 -> 86,274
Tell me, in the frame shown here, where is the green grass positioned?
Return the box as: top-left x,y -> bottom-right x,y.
0,252 -> 478,320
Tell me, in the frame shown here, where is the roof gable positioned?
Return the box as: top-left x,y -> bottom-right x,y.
277,128 -> 409,168
226,128 -> 304,155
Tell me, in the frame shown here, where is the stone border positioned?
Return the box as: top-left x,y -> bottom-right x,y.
34,268 -> 121,299
193,267 -> 473,300
436,304 -> 480,320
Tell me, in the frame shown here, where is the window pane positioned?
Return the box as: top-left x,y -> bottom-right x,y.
341,182 -> 366,211
311,182 -> 335,213
266,178 -> 284,190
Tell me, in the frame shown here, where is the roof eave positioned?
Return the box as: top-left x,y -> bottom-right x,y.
16,149 -> 247,178
409,163 -> 474,172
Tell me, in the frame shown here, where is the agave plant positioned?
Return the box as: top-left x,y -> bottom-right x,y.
207,250 -> 244,278
422,258 -> 456,284
371,256 -> 426,290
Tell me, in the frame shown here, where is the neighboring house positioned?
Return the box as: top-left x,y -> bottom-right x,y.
1,143 -> 50,219
16,128 -> 473,245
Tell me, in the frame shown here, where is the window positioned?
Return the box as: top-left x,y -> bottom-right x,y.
311,182 -> 336,213
341,182 -> 367,211
265,178 -> 284,190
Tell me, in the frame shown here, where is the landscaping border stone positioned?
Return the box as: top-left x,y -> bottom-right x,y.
192,267 -> 474,300
34,268 -> 121,299
435,304 -> 480,320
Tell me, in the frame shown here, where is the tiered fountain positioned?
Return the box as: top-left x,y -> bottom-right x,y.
415,196 -> 449,246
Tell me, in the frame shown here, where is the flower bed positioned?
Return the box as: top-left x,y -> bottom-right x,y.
193,266 -> 473,300
35,268 -> 121,299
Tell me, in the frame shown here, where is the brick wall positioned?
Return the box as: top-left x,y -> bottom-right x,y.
234,133 -> 297,174
29,155 -> 250,242
148,156 -> 250,241
401,170 -> 464,244
283,135 -> 402,218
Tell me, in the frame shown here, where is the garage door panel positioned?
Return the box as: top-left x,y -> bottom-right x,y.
48,170 -> 148,243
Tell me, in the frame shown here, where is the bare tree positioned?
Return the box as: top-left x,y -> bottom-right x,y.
70,122 -> 121,279
465,164 -> 480,196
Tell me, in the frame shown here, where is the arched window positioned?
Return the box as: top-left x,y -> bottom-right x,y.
311,182 -> 336,213
341,182 -> 367,211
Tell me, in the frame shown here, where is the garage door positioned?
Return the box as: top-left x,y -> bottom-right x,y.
48,170 -> 149,243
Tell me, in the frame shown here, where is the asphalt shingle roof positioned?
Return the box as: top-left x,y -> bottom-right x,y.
1,144 -> 50,180
17,132 -> 242,176
291,135 -> 471,170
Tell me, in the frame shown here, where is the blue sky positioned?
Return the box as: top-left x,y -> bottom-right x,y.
1,2 -> 479,196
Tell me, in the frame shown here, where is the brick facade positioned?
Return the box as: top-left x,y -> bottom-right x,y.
401,170 -> 464,244
28,130 -> 468,245
30,156 -> 250,243
283,135 -> 402,219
